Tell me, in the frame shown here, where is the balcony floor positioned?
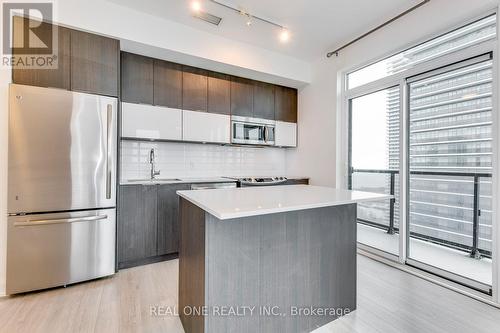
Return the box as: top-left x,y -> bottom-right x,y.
358,223 -> 492,286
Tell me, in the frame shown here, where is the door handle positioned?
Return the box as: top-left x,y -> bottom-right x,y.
106,104 -> 113,199
14,215 -> 108,226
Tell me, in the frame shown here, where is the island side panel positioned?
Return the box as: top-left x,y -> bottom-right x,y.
179,198 -> 207,333
204,204 -> 357,333
205,210 -> 262,333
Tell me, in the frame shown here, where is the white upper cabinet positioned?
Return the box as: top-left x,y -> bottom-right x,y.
122,102 -> 182,140
275,121 -> 297,147
182,110 -> 230,144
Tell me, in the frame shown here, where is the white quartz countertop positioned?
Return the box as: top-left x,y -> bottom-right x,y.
177,185 -> 392,220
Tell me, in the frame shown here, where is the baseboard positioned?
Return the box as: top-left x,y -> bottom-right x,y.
118,253 -> 178,269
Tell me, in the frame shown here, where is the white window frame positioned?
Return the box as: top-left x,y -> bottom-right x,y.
337,9 -> 500,305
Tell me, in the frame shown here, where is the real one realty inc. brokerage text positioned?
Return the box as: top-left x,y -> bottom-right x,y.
150,305 -> 351,317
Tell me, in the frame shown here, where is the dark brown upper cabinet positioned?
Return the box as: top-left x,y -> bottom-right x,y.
12,17 -> 71,90
154,60 -> 183,109
121,52 -> 154,104
70,30 -> 119,97
231,76 -> 253,118
275,85 -> 298,123
207,72 -> 231,115
253,81 -> 275,120
182,66 -> 208,112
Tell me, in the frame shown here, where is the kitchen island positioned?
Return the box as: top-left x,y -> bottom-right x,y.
177,185 -> 390,333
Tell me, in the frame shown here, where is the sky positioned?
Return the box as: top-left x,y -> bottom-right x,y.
351,89 -> 390,170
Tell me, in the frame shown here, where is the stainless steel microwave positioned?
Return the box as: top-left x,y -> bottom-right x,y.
231,116 -> 275,146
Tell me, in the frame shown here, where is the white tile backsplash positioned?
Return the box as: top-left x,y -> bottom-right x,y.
120,141 -> 286,181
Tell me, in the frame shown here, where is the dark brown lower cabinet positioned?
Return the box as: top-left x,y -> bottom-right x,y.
157,183 -> 190,255
284,178 -> 309,185
118,185 -> 157,267
118,183 -> 189,269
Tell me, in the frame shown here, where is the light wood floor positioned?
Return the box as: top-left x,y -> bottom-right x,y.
1,255 -> 499,333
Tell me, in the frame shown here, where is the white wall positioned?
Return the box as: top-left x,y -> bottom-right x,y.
285,59 -> 337,186
286,0 -> 499,186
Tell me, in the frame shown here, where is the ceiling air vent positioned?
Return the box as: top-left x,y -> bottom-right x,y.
193,11 -> 222,26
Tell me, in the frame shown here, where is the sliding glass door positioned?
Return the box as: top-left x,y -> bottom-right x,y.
349,87 -> 401,256
348,55 -> 494,293
345,14 -> 497,295
406,55 -> 493,293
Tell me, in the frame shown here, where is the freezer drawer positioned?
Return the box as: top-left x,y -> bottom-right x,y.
6,209 -> 116,294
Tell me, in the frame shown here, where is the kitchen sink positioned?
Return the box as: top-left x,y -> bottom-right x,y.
127,178 -> 182,182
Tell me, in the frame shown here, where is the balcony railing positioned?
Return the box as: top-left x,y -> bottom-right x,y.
349,168 -> 492,259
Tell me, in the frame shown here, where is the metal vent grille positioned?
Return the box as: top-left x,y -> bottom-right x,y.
193,11 -> 222,26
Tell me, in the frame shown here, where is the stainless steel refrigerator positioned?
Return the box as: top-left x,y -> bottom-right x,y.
7,84 -> 117,294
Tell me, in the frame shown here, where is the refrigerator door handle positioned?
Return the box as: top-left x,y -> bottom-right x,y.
106,104 -> 112,199
14,215 -> 108,227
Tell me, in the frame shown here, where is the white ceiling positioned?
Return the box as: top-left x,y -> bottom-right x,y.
108,0 -> 423,62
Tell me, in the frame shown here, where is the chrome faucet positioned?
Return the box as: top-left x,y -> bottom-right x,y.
149,148 -> 161,179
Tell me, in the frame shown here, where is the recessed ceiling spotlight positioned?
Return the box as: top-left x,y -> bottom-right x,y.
190,1 -> 202,12
279,29 -> 290,43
